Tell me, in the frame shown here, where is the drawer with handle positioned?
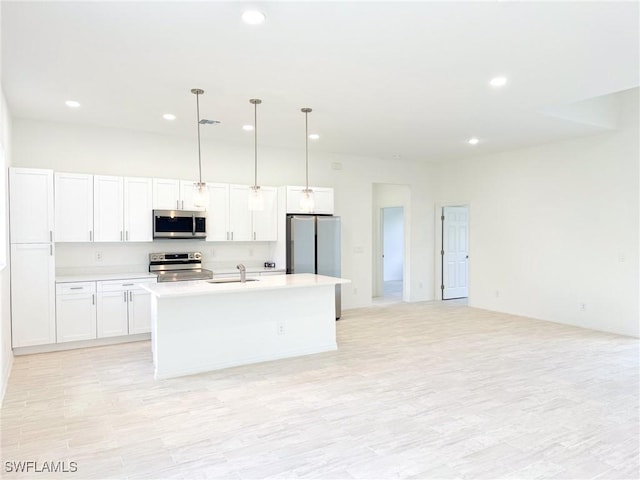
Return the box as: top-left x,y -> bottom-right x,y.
56,282 -> 96,295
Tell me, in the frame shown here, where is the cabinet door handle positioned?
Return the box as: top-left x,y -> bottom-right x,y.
122,283 -> 134,286
124,291 -> 127,302
177,199 -> 180,209
231,232 -> 234,240
92,294 -> 95,305
120,231 -> 123,241
182,200 -> 184,210
50,244 -> 53,256
70,286 -> 83,290
89,230 -> 93,241
253,232 -> 256,241
126,231 -> 129,241
129,291 -> 133,302
49,230 -> 53,242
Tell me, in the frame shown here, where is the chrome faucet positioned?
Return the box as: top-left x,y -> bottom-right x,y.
236,264 -> 246,283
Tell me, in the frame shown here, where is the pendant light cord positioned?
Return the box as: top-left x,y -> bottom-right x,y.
305,109 -> 309,190
254,101 -> 258,188
195,91 -> 203,184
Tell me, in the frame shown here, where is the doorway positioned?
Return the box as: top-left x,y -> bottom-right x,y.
382,207 -> 404,300
441,205 -> 469,300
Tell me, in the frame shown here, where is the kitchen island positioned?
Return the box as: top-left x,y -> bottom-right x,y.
142,273 -> 350,379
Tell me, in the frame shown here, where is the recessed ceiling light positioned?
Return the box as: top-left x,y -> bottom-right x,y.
65,100 -> 81,108
489,76 -> 508,87
242,125 -> 254,131
242,10 -> 266,25
468,137 -> 480,145
163,113 -> 176,121
308,134 -> 320,140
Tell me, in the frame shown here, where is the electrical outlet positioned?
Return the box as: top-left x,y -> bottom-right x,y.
495,290 -> 500,297
353,287 -> 358,295
249,248 -> 254,257
95,252 -> 103,261
580,303 -> 586,311
277,322 -> 285,335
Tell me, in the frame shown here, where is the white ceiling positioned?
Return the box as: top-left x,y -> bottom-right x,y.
2,1 -> 638,163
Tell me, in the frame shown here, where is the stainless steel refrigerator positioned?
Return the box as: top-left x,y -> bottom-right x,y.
286,215 -> 342,319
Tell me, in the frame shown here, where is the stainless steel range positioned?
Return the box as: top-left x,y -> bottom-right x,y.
149,251 -> 213,282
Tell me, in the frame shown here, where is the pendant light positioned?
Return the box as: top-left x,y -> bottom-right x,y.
248,98 -> 264,211
300,107 -> 315,213
191,88 -> 209,208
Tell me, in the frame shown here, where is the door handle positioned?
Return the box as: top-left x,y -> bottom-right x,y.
192,214 -> 196,236
120,231 -> 123,241
231,232 -> 234,240
70,286 -> 83,290
50,244 -> 53,256
182,200 -> 184,210
49,230 -> 53,242
253,232 -> 256,241
129,291 -> 133,302
126,231 -> 129,241
124,291 -> 127,302
177,199 -> 180,209
89,230 -> 93,242
92,294 -> 95,305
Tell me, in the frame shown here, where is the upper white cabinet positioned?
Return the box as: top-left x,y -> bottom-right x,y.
152,178 -> 181,210
228,185 -> 253,241
152,178 -> 204,211
223,185 -> 278,242
93,175 -> 152,242
55,173 -> 94,242
94,175 -> 124,242
124,177 -> 153,242
252,186 -> 278,241
9,168 -> 54,244
205,183 -> 230,242
285,186 -> 334,215
11,243 -> 56,347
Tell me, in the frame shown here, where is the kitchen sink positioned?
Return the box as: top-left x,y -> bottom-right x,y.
207,278 -> 260,284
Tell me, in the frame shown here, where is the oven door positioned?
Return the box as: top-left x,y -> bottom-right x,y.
153,210 -> 207,239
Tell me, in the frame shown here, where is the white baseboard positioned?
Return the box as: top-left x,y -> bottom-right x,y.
1,351 -> 14,406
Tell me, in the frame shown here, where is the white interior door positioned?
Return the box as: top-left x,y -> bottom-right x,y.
442,206 -> 469,300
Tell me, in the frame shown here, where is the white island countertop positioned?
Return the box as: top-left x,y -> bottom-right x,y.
142,273 -> 349,298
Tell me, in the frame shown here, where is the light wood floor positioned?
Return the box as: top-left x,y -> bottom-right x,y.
2,302 -> 639,479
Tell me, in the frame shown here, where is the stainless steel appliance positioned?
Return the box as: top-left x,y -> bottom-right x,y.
153,209 -> 207,239
286,215 -> 342,319
149,251 -> 213,282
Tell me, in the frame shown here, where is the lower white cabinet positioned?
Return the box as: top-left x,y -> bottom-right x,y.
97,278 -> 155,336
56,282 -> 97,343
11,243 -> 56,348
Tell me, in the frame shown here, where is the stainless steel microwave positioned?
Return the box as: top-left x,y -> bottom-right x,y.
153,209 -> 207,239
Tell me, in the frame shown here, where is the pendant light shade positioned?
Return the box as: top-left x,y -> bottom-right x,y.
248,98 -> 264,211
300,107 -> 315,213
191,88 -> 209,208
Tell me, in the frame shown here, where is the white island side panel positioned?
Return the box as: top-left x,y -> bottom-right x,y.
151,282 -> 338,379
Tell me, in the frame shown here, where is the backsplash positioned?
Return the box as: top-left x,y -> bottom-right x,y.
55,241 -> 277,276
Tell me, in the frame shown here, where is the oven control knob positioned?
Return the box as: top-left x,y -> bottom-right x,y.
193,252 -> 202,260
151,254 -> 158,261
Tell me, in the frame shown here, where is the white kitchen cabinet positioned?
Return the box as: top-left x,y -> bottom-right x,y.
55,172 -> 94,242
226,185 -> 278,242
152,178 -> 204,211
205,183 -> 229,241
286,185 -> 334,215
56,282 -> 97,343
128,282 -> 154,334
124,177 -> 153,242
11,243 -> 56,347
252,186 -> 278,241
9,168 -> 54,244
97,278 -> 155,336
228,185 -> 253,241
94,175 -> 124,242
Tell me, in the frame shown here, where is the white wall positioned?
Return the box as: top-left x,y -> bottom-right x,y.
435,88 -> 639,338
1,88 -> 14,403
383,207 -> 404,281
12,118 -> 436,308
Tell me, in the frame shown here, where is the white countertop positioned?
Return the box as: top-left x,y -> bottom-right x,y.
211,267 -> 286,275
142,273 -> 350,298
56,272 -> 158,283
